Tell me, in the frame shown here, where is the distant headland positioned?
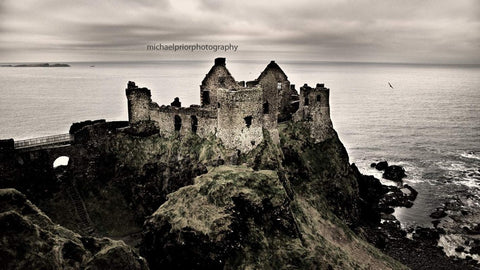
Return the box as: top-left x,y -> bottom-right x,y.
1,63 -> 70,67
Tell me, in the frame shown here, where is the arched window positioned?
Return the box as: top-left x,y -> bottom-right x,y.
304,97 -> 309,106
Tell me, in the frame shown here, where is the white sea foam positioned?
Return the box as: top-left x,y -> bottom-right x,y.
358,159 -> 425,186
438,234 -> 480,261
461,151 -> 480,161
436,160 -> 480,189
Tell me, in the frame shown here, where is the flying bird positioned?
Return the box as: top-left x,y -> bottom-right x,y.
388,82 -> 394,89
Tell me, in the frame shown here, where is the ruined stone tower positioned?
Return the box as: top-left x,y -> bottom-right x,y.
216,86 -> 264,152
126,81 -> 152,123
247,60 -> 299,123
293,83 -> 334,142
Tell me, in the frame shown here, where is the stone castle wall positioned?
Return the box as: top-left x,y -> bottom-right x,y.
248,61 -> 298,123
149,104 -> 217,138
126,81 -> 217,138
200,58 -> 239,109
217,87 -> 264,152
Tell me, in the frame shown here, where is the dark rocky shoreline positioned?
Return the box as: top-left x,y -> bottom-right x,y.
359,161 -> 480,269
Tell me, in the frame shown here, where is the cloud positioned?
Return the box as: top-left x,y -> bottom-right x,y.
0,0 -> 478,63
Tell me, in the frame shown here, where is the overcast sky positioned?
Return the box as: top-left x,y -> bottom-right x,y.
0,0 -> 478,64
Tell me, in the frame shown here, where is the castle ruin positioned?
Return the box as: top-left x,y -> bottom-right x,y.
126,58 -> 333,152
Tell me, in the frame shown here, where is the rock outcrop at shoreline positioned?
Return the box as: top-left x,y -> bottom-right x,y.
0,188 -> 148,270
0,63 -> 70,67
371,161 -> 407,182
383,165 -> 407,182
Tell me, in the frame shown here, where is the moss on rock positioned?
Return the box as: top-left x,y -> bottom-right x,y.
141,166 -> 406,270
0,188 -> 149,270
280,121 -> 361,225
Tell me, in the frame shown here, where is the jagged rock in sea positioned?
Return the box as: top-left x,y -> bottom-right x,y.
430,207 -> 448,219
374,161 -> 389,171
0,188 -> 148,270
382,165 -> 407,182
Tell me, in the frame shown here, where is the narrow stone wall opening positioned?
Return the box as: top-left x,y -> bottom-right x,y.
263,102 -> 269,114
316,95 -> 321,102
191,115 -> 198,133
174,115 -> 182,131
202,91 -> 210,105
244,116 -> 252,128
305,97 -> 309,106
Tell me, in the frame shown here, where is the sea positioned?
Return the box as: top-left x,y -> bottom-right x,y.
1,60 -> 479,233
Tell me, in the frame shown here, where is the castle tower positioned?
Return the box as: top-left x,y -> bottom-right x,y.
126,81 -> 152,124
216,86 -> 264,153
249,61 -> 299,123
200,58 -> 240,109
293,83 -> 334,142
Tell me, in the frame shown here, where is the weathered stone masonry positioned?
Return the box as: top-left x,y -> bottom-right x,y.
126,58 -> 333,152
217,87 -> 264,151
293,83 -> 334,143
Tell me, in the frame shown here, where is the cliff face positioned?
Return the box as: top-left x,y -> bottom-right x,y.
0,117 -> 405,269
0,188 -> 148,270
139,121 -> 405,269
279,121 -> 360,225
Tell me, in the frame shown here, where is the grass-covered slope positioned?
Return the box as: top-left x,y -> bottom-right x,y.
279,121 -> 361,225
141,166 -> 405,269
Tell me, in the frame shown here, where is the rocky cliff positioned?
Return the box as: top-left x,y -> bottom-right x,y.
0,188 -> 148,270
0,119 -> 409,269
138,121 -> 406,269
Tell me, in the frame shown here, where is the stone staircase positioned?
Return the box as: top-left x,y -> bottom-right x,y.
65,183 -> 95,235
